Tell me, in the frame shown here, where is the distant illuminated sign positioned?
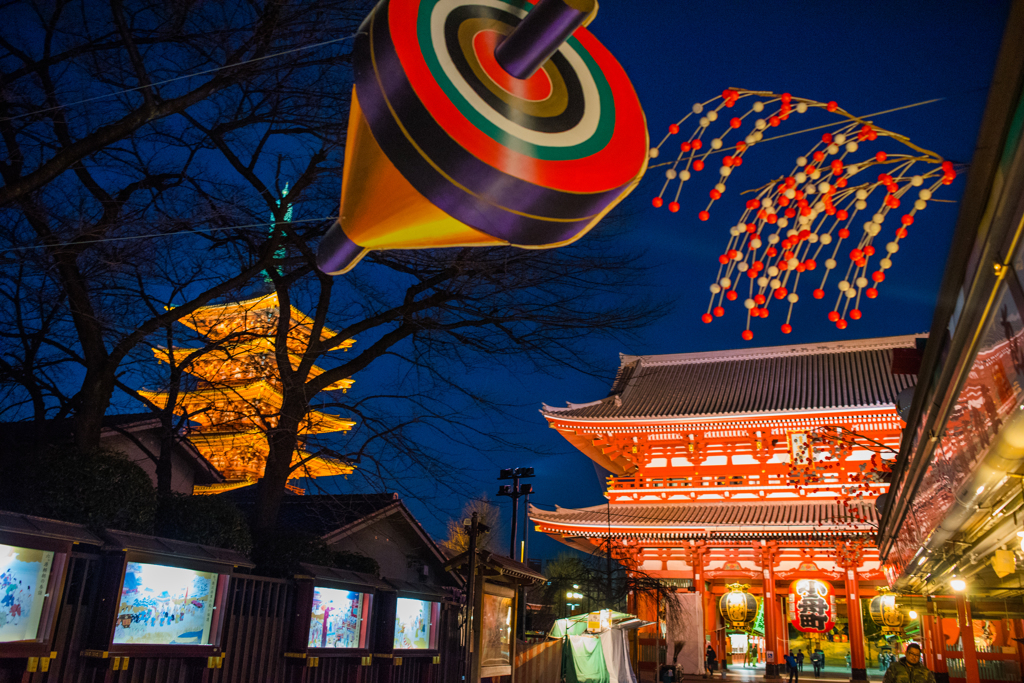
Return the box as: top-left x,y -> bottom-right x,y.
0,544 -> 54,643
112,562 -> 218,645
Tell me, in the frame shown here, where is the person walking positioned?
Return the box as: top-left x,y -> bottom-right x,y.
883,643 -> 936,683
785,650 -> 799,683
706,644 -> 718,678
812,648 -> 825,678
797,649 -> 805,672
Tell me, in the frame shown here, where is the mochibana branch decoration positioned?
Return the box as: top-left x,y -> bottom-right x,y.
648,89 -> 957,340
787,426 -> 896,522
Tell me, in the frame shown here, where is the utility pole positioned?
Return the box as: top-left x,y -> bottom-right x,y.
497,467 -> 535,558
463,512 -> 488,683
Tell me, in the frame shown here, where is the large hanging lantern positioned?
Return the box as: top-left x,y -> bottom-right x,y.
868,589 -> 904,634
719,583 -> 758,630
788,579 -> 836,634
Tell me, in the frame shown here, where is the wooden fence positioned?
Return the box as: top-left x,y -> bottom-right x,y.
0,552 -> 463,683
513,639 -> 563,683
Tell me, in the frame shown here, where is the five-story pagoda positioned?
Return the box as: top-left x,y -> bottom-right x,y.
142,292 -> 356,494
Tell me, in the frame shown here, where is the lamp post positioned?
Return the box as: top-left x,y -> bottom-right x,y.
497,467 -> 535,558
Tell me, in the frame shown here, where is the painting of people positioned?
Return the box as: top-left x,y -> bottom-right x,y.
111,562 -> 218,646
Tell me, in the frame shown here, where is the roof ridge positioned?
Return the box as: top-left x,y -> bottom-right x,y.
620,333 -> 926,367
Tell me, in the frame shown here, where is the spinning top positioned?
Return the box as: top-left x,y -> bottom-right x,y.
317,0 -> 648,275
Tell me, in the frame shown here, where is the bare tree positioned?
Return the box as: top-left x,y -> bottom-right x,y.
0,0 -> 366,449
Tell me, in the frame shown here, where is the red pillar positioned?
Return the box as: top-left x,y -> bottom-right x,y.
955,594 -> 980,683
927,602 -> 949,683
763,547 -> 781,679
844,568 -> 867,681
920,613 -> 935,671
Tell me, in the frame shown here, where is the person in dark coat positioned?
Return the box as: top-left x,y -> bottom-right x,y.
706,644 -> 717,675
883,643 -> 936,683
812,648 -> 825,677
797,649 -> 805,671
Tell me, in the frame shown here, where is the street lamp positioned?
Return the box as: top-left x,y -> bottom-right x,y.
497,467 -> 535,559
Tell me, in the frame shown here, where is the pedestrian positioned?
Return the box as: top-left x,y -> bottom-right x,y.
797,649 -> 805,672
750,643 -> 759,668
883,643 -> 936,683
812,648 -> 825,678
785,650 -> 799,683
706,644 -> 718,677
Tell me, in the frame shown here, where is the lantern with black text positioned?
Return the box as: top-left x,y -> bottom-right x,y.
719,583 -> 758,630
868,589 -> 903,635
788,579 -> 836,634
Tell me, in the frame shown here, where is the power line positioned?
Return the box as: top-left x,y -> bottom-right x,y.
2,32 -> 361,122
4,215 -> 335,253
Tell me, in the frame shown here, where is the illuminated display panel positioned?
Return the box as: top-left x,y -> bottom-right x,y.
111,562 -> 219,646
308,587 -> 371,649
480,592 -> 513,667
0,544 -> 54,643
393,597 -> 438,650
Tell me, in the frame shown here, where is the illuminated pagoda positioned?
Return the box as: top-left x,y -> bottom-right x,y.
530,335 -> 922,679
142,292 -> 356,495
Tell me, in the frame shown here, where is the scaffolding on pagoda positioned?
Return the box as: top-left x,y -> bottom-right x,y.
141,292 -> 357,495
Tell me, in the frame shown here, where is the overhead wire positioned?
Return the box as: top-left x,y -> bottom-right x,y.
3,215 -> 336,253
1,32 -> 361,122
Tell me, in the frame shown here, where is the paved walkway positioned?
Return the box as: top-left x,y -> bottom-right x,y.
689,664 -> 885,682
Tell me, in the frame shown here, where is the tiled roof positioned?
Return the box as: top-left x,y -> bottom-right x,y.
0,510 -> 103,546
221,486 -> 401,537
102,529 -> 255,568
529,500 -> 877,534
542,335 -> 922,420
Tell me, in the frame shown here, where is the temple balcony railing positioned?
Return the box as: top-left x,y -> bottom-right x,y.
607,472 -> 887,498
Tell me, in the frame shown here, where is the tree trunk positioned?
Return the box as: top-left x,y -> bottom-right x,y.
253,402 -> 305,537
73,366 -> 117,451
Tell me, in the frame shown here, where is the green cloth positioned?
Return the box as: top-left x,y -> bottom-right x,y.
551,616 -> 590,638
550,612 -> 637,638
562,635 -> 610,683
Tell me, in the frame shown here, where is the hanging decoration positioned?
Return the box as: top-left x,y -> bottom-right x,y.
317,0 -> 649,275
719,583 -> 758,630
788,579 -> 836,634
868,589 -> 904,634
647,89 -> 957,339
785,425 -> 897,520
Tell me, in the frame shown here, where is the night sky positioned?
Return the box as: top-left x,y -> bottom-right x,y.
332,0 -> 1012,561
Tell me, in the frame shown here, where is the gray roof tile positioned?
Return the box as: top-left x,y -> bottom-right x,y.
529,500 -> 876,534
542,335 -> 922,420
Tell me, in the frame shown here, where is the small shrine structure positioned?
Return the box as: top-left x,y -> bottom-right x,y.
142,292 -> 356,494
530,335 -> 922,679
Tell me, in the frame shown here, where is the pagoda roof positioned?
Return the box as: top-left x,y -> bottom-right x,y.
178,292 -> 354,348
153,339 -> 354,393
542,334 -> 922,421
529,499 -> 877,536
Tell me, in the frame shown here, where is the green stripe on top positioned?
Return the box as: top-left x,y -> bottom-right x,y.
416,0 -> 615,161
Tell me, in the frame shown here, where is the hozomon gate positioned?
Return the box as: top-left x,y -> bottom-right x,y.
530,335 -> 922,680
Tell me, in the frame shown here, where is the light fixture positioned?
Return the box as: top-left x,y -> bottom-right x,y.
1017,530 -> 1024,553
909,610 -> 918,620
950,579 -> 966,592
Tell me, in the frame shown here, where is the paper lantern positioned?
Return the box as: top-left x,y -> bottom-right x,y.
788,579 -> 836,634
868,590 -> 904,634
719,583 -> 758,630
318,0 -> 649,275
